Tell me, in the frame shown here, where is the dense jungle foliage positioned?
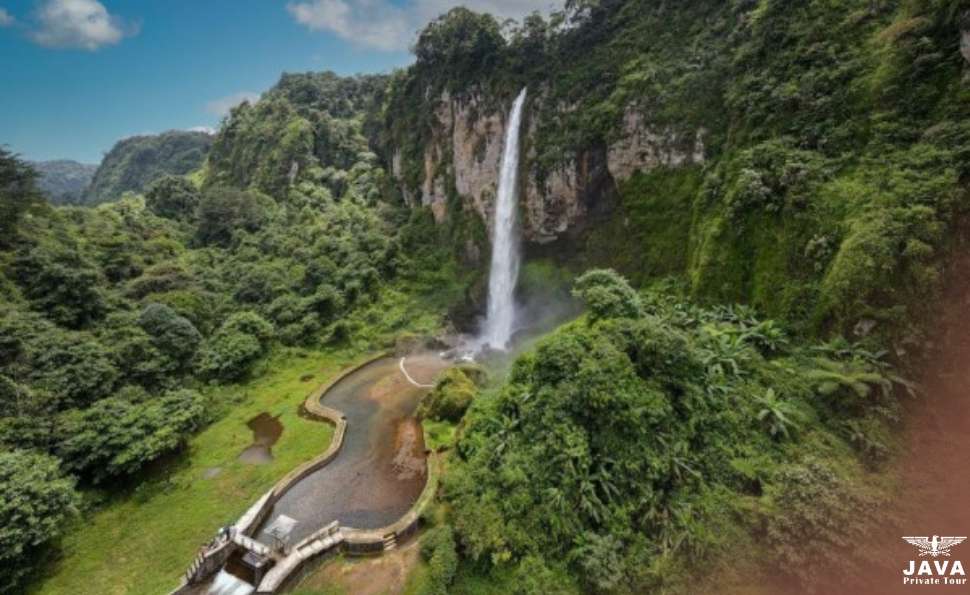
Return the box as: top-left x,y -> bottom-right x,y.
0,69 -> 460,590
381,0 -> 970,592
436,270 -> 900,593
83,131 -> 214,205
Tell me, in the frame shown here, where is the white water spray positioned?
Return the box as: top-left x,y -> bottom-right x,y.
481,88 -> 527,350
208,570 -> 254,595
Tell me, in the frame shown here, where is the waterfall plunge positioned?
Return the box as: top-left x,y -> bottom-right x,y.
481,88 -> 528,351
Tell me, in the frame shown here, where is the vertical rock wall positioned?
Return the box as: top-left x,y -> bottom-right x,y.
390,89 -> 706,245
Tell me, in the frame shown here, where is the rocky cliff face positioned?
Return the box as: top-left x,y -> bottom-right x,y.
391,89 -> 706,245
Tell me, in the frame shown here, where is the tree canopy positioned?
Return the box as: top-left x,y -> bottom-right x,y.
0,450 -> 80,592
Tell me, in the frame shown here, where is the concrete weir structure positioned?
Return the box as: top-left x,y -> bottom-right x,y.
172,353 -> 447,594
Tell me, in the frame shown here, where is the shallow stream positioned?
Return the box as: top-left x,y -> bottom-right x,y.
252,354 -> 447,546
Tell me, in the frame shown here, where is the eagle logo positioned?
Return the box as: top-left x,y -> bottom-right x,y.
902,535 -> 967,557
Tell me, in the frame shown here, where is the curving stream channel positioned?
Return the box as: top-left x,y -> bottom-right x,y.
253,354 -> 448,547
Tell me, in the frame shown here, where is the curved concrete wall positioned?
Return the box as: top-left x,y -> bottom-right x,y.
261,452 -> 443,593
172,353 -> 389,593
174,351 -> 446,594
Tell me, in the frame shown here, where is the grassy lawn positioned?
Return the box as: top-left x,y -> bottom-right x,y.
30,347 -> 354,595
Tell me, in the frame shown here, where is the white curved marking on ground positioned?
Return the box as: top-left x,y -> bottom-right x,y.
399,357 -> 435,388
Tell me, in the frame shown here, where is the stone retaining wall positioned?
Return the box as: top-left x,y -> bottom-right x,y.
262,352 -> 393,511
170,353 -> 390,594
342,451 -> 441,553
264,452 -> 443,593
170,537 -> 234,595
255,522 -> 343,593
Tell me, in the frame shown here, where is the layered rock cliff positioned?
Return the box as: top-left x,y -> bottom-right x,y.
390,89 -> 705,245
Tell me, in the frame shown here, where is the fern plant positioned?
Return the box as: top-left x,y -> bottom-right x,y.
807,357 -> 891,400
755,388 -> 803,440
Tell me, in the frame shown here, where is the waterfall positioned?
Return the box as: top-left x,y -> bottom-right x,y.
481,88 -> 528,351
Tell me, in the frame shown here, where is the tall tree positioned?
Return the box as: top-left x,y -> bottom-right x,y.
0,450 -> 80,592
0,149 -> 44,248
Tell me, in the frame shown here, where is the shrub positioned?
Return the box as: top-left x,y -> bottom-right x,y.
765,459 -> 879,586
754,388 -> 803,440
573,531 -> 626,592
55,389 -> 205,482
196,331 -> 264,382
0,375 -> 29,413
194,186 -> 271,247
145,175 -> 199,221
572,269 -> 643,321
0,450 -> 80,592
103,316 -> 171,389
221,311 -> 274,342
419,525 -> 458,595
418,368 -> 477,422
13,246 -> 107,329
510,555 -> 578,595
233,262 -> 290,305
196,312 -> 273,381
29,333 -> 119,410
268,294 -> 309,326
125,263 -> 195,299
146,289 -> 219,335
138,303 -> 202,369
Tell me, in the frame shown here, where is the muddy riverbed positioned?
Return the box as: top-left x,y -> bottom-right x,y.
253,354 -> 447,546
237,413 -> 283,465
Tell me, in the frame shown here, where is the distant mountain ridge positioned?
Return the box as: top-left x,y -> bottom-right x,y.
28,159 -> 98,205
84,130 -> 214,204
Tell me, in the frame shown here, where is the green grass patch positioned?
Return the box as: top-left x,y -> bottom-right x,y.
423,419 -> 458,452
30,348 -> 351,595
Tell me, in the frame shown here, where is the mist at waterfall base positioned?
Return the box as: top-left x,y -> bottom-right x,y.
441,87 -> 581,364
475,88 -> 527,355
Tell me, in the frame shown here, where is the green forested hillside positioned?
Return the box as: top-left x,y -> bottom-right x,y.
83,131 -> 214,205
206,72 -> 388,199
0,73 -> 463,592
442,271 -> 899,593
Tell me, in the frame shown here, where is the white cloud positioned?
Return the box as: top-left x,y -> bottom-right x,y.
30,0 -> 136,50
188,126 -> 217,135
205,91 -> 261,117
286,0 -> 555,52
0,8 -> 14,27
288,0 -> 409,51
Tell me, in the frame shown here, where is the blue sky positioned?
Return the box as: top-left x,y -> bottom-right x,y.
0,0 -> 553,163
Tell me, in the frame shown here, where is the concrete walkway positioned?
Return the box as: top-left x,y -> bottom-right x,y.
399,357 -> 436,388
